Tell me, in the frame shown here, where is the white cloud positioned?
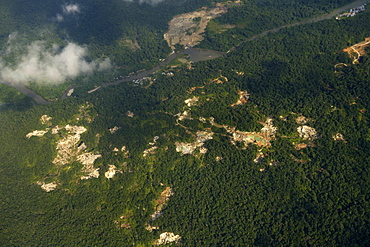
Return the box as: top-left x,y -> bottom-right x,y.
55,3 -> 81,22
63,4 -> 80,15
56,14 -> 64,22
0,41 -> 111,85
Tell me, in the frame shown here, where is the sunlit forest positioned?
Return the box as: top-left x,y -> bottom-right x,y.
0,0 -> 369,246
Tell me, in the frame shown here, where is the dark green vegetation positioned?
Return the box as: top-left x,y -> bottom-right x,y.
0,84 -> 33,107
0,0 -> 370,246
0,0 -> 361,100
198,0 -> 359,51
0,0 -> 209,99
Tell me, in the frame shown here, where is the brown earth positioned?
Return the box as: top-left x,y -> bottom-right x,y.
343,37 -> 370,64
164,5 -> 227,50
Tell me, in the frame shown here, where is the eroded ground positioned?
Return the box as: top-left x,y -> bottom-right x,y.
164,4 -> 227,49
343,37 -> 370,63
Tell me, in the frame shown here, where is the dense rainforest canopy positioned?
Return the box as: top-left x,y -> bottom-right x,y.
0,0 -> 369,246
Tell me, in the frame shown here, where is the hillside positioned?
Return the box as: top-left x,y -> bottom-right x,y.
0,0 -> 369,246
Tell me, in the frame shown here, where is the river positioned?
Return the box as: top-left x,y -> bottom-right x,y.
0,80 -> 49,105
228,0 -> 370,52
1,0 -> 369,104
100,48 -> 225,88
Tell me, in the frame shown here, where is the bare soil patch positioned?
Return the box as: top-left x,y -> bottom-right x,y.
343,37 -> 370,64
164,5 -> 227,50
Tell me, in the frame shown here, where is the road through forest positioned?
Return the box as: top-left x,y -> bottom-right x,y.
2,0 -> 369,104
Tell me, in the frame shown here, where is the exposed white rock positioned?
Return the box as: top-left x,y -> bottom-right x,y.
279,115 -> 287,121
148,136 -> 160,146
184,96 -> 199,107
151,210 -> 163,221
53,134 -> 81,166
81,168 -> 100,180
175,130 -> 213,155
164,5 -> 227,49
253,152 -> 266,163
66,88 -> 74,97
77,152 -> 102,180
51,125 -> 62,134
215,156 -> 223,161
77,152 -> 102,166
40,115 -> 52,125
78,142 -> 87,152
297,125 -> 318,140
175,142 -> 199,155
109,126 -> 121,134
199,147 -> 208,154
65,125 -> 87,134
154,232 -> 181,245
175,110 -> 192,121
143,146 -> 158,157
26,130 -> 48,138
196,130 -> 213,142
40,182 -> 58,192
333,133 -> 345,141
56,134 -> 80,149
208,117 -> 276,148
199,117 -> 207,122
121,146 -> 130,158
145,224 -> 159,232
90,168 -> 100,178
261,118 -> 278,135
27,117 -> 102,187
296,115 -> 310,124
269,160 -> 280,166
105,165 -> 122,179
